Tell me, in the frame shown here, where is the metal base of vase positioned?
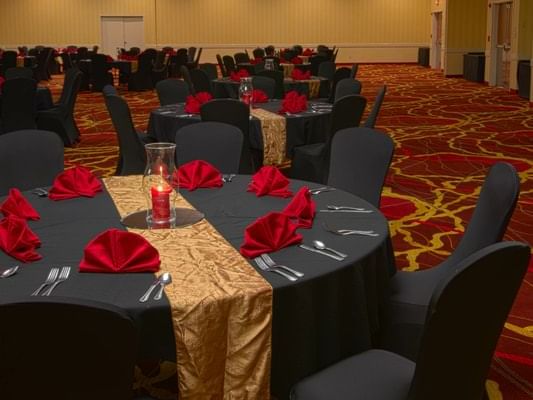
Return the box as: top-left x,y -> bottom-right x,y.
120,208 -> 205,229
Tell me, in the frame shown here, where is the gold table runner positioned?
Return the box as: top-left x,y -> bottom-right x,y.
104,176 -> 273,400
281,63 -> 295,78
251,108 -> 288,165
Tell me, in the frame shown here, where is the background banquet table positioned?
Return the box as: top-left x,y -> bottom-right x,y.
0,176 -> 393,398
147,100 -> 332,159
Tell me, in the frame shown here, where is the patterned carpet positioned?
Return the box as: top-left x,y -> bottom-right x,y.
48,64 -> 532,399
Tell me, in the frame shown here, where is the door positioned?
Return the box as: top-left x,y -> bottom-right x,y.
101,16 -> 144,58
431,12 -> 443,70
495,2 -> 512,88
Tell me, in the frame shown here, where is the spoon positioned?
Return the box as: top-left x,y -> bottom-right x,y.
0,265 -> 19,279
312,240 -> 348,259
153,272 -> 172,300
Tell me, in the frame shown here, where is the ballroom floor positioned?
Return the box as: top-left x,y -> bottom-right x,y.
44,64 -> 532,399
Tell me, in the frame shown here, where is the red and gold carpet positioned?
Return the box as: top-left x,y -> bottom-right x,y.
46,64 -> 532,399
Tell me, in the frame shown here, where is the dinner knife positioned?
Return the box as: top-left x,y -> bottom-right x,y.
298,244 -> 345,261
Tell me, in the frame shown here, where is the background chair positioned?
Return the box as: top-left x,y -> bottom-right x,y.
382,161 -> 521,361
251,76 -> 276,99
222,55 -> 236,74
234,52 -> 250,64
0,51 -> 18,77
291,241 -> 530,400
317,61 -> 336,81
151,50 -> 169,86
200,99 -> 253,173
0,297 -> 139,400
327,128 -> 395,208
253,47 -> 265,59
155,79 -> 190,106
309,55 -> 328,76
216,54 -> 228,77
189,68 -> 212,94
328,67 -> 352,103
0,78 -> 37,133
90,54 -> 114,92
199,63 -> 218,81
5,67 -> 33,80
36,68 -> 82,146
334,78 -> 362,101
180,65 -> 195,94
257,69 -> 285,99
104,94 -> 147,175
363,85 -> 387,128
128,50 -> 156,91
175,122 -> 243,173
350,63 -> 359,79
290,95 -> 367,183
0,129 -> 64,195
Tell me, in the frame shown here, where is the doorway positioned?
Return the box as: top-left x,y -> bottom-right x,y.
492,2 -> 513,88
431,12 -> 443,70
101,16 -> 144,58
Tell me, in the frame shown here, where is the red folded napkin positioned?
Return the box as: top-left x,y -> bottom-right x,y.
106,55 -> 114,62
252,89 -> 269,103
250,57 -> 263,65
291,69 -> 311,80
240,212 -> 303,258
184,91 -> 213,114
0,188 -> 40,221
0,215 -> 42,262
282,187 -> 315,228
248,166 -> 293,198
174,160 -> 223,191
80,229 -> 160,273
230,69 -> 250,82
303,49 -> 314,56
48,166 -> 102,201
279,91 -> 308,114
291,56 -> 303,65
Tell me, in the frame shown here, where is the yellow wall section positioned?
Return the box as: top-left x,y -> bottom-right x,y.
447,0 -> 487,49
518,0 -> 533,58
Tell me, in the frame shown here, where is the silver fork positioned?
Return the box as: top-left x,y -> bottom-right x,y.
261,254 -> 304,278
322,222 -> 379,237
31,268 -> 59,296
42,266 -> 71,296
309,187 -> 336,195
255,257 -> 297,281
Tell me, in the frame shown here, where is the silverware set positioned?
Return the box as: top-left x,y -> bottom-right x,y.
222,174 -> 236,183
31,187 -> 48,197
254,254 -> 304,281
31,266 -> 71,296
298,244 -> 345,261
309,187 -> 336,195
322,222 -> 379,237
139,272 -> 172,302
319,205 -> 373,213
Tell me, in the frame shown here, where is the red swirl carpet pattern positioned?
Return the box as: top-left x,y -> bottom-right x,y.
49,64 -> 532,399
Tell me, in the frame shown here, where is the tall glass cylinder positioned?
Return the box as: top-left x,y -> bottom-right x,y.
239,76 -> 253,111
142,143 -> 178,229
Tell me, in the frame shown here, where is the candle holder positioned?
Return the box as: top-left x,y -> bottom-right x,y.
142,142 -> 178,229
239,76 -> 253,111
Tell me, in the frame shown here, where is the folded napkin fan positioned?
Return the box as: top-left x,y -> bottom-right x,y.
174,160 -> 223,191
240,212 -> 303,258
279,90 -> 308,114
48,166 -> 102,201
291,69 -> 311,81
80,229 -> 160,273
248,166 -> 293,198
291,57 -> 303,65
0,188 -> 40,221
252,89 -> 269,104
184,91 -> 213,114
0,215 -> 42,262
282,187 -> 316,228
230,69 -> 250,82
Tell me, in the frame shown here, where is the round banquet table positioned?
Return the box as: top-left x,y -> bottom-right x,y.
147,99 -> 332,159
0,176 -> 394,399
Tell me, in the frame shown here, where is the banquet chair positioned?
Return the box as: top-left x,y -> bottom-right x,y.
0,129 -> 63,196
327,128 -> 394,208
199,63 -> 219,81
253,47 -> 265,59
252,76 -> 276,99
0,78 -> 37,134
0,297 -> 141,400
102,84 -> 118,97
90,54 -> 114,92
382,161 -> 520,361
291,241 -> 530,400
290,95 -> 367,183
151,50 -> 169,86
175,122 -> 243,173
32,47 -> 54,81
222,55 -> 237,74
180,65 -> 195,94
364,85 -> 387,128
200,99 -> 254,173
257,69 -> 285,99
170,48 -> 188,78
334,78 -> 362,101
216,54 -> 228,77
317,61 -> 336,81
128,50 -> 156,91
60,52 -> 74,71
190,68 -> 212,94
309,55 -> 328,76
0,50 -> 17,76
190,47 -> 203,69
234,52 -> 250,64
155,78 -> 190,106
188,47 -> 197,63
328,67 -> 352,103
104,94 -> 147,175
5,66 -> 33,80
350,63 -> 359,79
36,68 -> 82,146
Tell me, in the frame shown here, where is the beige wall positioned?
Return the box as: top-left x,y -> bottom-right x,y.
0,0 -> 431,63
518,0 -> 533,58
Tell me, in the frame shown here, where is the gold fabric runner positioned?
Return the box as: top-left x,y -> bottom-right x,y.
251,108 -> 288,165
281,63 -> 295,78
104,176 -> 273,400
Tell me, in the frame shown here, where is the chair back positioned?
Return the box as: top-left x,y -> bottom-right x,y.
334,78 -> 362,101
350,63 -> 359,79
330,94 -> 367,136
234,52 -> 250,64
0,51 -> 17,74
60,52 -> 74,70
364,85 -> 387,128
309,55 -> 328,76
175,122 -> 243,173
0,297 -> 138,399
0,78 -> 37,133
216,54 -> 228,77
90,54 -> 113,91
5,67 -> 33,80
0,129 -> 64,195
409,242 -> 530,400
190,68 -> 212,94
251,76 -> 276,99
180,65 -> 195,94
328,128 -> 394,207
102,84 -> 118,97
200,99 -> 252,173
155,78 -> 190,106
199,63 -> 218,81
328,67 -> 352,103
57,68 -> 82,114
222,55 -> 236,74
253,47 -> 265,59
257,69 -> 284,99
104,94 -> 146,175
443,162 -> 520,270
317,61 -> 336,81
188,47 -> 197,63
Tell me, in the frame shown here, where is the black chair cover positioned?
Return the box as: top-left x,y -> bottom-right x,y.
350,63 -> 359,79
251,76 -> 276,99
90,54 -> 113,92
128,51 -> 156,91
317,61 -> 336,81
309,55 -> 328,76
364,86 -> 387,128
199,63 -> 218,81
151,50 -> 169,86
257,69 -> 285,99
334,78 -> 362,101
0,78 -> 37,133
5,67 -> 34,80
180,65 -> 195,95
222,55 -> 236,74
0,129 -> 64,195
155,79 -> 190,106
234,52 -> 250,64
216,54 -> 228,77
189,69 -> 212,94
328,67 -> 352,103
253,48 -> 265,59
0,51 -> 17,76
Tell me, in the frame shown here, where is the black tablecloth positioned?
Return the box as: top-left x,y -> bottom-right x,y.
0,177 -> 394,398
147,100 -> 331,158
